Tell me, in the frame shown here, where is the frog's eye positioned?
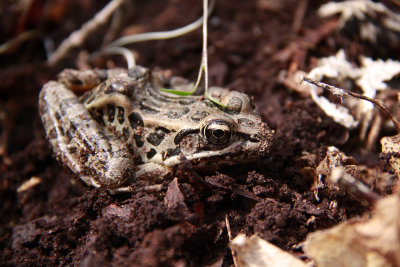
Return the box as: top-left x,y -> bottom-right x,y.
203,120 -> 232,146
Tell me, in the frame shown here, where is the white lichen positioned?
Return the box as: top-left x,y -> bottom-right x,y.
308,49 -> 359,81
318,0 -> 400,43
305,50 -> 400,130
310,88 -> 359,129
306,50 -> 359,129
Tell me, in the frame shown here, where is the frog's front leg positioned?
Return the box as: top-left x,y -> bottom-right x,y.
39,81 -> 135,189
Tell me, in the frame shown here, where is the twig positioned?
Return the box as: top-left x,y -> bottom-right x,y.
0,30 -> 41,55
225,214 -> 238,267
202,0 -> 209,95
366,114 -> 383,150
390,0 -> 400,8
331,167 -> 379,206
102,7 -> 125,46
303,76 -> 400,133
0,109 -> 12,166
191,0 -> 210,95
292,0 -> 308,33
48,0 -> 124,65
198,0 -> 224,106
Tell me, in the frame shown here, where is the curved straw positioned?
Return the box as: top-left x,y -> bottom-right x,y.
102,46 -> 136,68
159,0 -> 224,106
108,0 -> 215,47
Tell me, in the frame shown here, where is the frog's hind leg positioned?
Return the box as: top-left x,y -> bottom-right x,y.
39,81 -> 135,189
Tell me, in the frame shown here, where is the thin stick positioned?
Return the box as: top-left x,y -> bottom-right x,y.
0,30 -> 41,55
331,167 -> 379,206
179,0 -> 210,95
203,0 -> 209,94
190,0 -> 209,94
292,0 -> 308,33
48,0 -> 124,65
225,214 -> 238,267
200,0 -> 224,106
303,76 -> 400,133
390,0 -> 400,8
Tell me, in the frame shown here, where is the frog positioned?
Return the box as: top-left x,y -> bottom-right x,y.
39,65 -> 274,192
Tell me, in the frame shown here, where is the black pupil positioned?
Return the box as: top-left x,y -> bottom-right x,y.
213,129 -> 225,138
204,120 -> 232,145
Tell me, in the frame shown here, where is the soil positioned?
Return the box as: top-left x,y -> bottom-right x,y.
1,0 -> 399,266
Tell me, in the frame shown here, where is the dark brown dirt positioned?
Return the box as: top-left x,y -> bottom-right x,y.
1,0 -> 399,266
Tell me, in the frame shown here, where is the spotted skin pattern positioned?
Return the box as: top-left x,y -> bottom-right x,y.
39,66 -> 274,191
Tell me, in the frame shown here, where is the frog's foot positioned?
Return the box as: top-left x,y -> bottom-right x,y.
57,69 -> 106,91
39,81 -> 135,189
109,184 -> 163,194
108,162 -> 170,193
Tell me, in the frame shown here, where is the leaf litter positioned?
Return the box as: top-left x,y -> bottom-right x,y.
2,0 -> 400,266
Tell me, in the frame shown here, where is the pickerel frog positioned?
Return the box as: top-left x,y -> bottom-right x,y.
39,66 -> 274,191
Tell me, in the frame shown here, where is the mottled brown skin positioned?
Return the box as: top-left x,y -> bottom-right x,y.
39,66 -> 274,191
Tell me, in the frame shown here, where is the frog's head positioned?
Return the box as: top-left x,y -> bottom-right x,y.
162,87 -> 274,170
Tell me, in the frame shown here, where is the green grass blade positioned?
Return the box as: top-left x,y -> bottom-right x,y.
159,88 -> 196,96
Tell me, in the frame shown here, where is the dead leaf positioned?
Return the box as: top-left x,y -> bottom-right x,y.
230,234 -> 308,267
381,134 -> 400,179
304,192 -> 400,267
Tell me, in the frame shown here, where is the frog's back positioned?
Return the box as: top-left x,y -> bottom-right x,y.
81,66 -> 274,171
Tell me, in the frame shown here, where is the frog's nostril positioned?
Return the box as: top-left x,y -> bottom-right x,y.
249,134 -> 261,142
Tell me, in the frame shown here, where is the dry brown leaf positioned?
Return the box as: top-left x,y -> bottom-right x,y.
304,192 -> 400,267
230,234 -> 308,267
313,147 -> 357,201
315,147 -> 357,180
381,134 -> 400,179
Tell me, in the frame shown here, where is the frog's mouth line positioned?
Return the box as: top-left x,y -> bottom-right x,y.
236,132 -> 264,143
163,141 -> 267,167
168,152 -> 264,172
